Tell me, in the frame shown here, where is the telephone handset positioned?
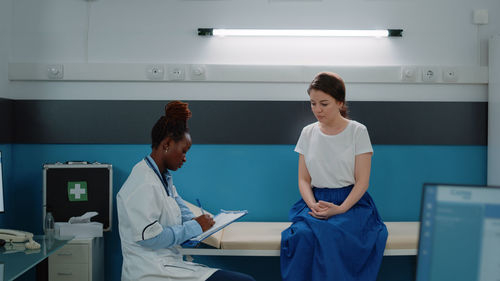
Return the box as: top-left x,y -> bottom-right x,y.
0,229 -> 41,249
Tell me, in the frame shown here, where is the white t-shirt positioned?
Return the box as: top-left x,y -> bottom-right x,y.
295,120 -> 373,188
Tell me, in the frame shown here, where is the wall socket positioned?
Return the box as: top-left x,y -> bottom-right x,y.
442,67 -> 458,82
47,64 -> 63,79
167,64 -> 185,81
146,64 -> 164,80
401,66 -> 417,82
421,67 -> 439,82
190,64 -> 206,80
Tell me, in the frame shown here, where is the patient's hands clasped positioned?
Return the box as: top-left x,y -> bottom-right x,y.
309,201 -> 345,220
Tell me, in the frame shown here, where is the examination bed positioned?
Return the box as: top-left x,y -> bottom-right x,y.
181,202 -> 419,257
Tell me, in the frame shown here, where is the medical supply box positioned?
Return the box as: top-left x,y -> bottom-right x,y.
55,222 -> 103,238
43,162 -> 113,231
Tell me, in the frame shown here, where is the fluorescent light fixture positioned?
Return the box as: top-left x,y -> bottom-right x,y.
198,28 -> 403,37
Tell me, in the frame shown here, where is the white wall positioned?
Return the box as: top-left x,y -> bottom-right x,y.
488,34 -> 500,186
1,0 -> 12,98
6,0 -> 500,100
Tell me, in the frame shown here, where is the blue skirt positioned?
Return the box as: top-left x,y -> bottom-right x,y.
280,185 -> 388,281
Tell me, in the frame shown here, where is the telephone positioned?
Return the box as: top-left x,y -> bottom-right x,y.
0,229 -> 41,250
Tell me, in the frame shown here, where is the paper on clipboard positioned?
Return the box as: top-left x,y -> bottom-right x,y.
190,210 -> 248,242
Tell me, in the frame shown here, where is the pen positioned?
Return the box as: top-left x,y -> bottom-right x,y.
196,198 -> 205,215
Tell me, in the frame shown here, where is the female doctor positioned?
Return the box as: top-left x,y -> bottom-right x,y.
117,101 -> 256,281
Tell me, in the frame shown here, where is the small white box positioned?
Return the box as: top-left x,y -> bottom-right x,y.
473,9 -> 488,25
55,222 -> 103,238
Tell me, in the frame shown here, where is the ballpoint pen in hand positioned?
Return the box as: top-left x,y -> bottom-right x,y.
196,198 -> 205,215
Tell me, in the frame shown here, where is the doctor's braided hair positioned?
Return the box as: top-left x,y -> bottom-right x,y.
151,101 -> 192,148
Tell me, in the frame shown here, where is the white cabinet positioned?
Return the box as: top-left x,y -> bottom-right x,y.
49,237 -> 104,281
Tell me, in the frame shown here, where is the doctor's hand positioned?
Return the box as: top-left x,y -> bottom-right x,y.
194,214 -> 215,232
309,201 -> 345,220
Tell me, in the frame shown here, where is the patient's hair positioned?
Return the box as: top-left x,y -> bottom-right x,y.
307,72 -> 349,118
151,101 -> 192,148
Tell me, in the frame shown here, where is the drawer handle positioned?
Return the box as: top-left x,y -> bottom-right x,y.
57,272 -> 73,276
57,253 -> 73,256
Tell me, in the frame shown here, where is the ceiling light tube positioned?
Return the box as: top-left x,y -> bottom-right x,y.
198,28 -> 403,37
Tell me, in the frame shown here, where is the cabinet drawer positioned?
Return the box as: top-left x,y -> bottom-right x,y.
50,244 -> 89,264
49,263 -> 89,281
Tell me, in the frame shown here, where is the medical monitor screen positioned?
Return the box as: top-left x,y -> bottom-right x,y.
416,184 -> 500,281
0,151 -> 4,213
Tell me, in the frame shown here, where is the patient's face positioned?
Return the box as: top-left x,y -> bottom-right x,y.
309,89 -> 343,124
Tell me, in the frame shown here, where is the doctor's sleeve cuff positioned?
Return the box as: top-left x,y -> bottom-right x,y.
138,227 -> 175,249
137,220 -> 203,250
141,221 -> 163,240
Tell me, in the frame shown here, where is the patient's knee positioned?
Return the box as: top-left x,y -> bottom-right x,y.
289,222 -> 314,243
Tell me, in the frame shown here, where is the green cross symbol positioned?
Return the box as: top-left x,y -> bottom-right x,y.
68,181 -> 88,202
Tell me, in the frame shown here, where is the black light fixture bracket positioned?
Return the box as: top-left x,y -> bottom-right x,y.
388,29 -> 403,37
198,28 -> 214,36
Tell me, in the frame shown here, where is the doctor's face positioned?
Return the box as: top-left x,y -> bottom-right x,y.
165,133 -> 192,171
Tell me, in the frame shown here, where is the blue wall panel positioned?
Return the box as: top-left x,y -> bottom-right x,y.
369,145 -> 487,221
3,144 -> 487,281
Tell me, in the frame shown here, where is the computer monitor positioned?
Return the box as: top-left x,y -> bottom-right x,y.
0,151 -> 4,213
416,184 -> 500,281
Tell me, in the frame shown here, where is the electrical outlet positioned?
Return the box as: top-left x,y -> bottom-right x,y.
189,65 -> 206,81
47,64 -> 63,79
167,64 -> 185,81
421,67 -> 439,82
442,67 -> 458,82
146,64 -> 164,80
401,66 -> 417,82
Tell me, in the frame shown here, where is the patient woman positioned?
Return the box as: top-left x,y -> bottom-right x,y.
280,72 -> 388,281
117,101 -> 256,281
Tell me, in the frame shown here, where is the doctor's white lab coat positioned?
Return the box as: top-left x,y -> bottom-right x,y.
117,160 -> 216,281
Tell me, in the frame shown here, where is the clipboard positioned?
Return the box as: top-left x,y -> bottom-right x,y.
183,210 -> 247,247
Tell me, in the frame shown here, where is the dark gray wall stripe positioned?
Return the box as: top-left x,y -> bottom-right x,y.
349,102 -> 487,145
13,100 -> 486,145
0,98 -> 13,143
14,100 -> 163,145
